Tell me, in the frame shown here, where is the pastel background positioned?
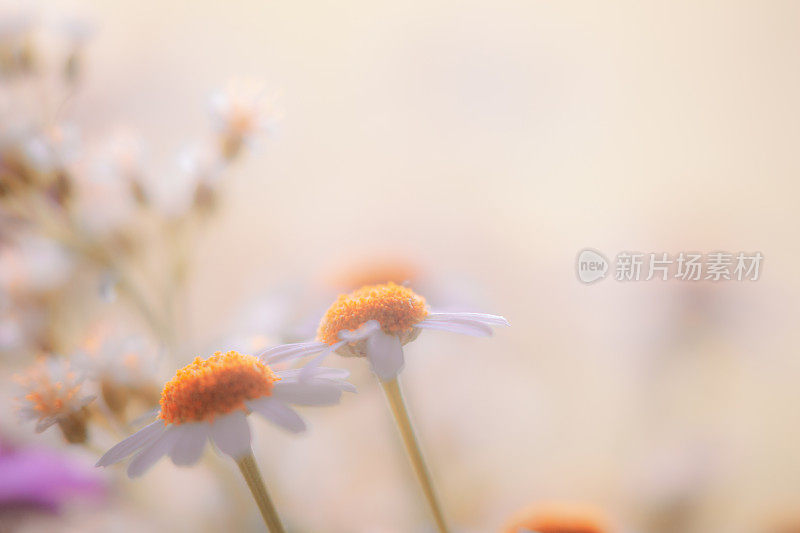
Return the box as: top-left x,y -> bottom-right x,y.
1,1 -> 798,532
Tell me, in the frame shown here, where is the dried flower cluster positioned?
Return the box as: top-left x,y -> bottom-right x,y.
0,12 -> 273,362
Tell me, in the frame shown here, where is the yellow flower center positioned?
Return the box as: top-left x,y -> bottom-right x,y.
159,351 -> 278,424
316,282 -> 428,345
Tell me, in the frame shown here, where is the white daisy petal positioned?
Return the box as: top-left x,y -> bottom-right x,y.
273,382 -> 342,406
425,312 -> 509,326
298,341 -> 344,379
337,320 -> 380,342
97,420 -> 166,467
168,423 -> 208,467
126,426 -> 181,478
366,328 -> 405,381
277,367 -> 357,393
414,318 -> 494,337
277,367 -> 350,383
248,397 -> 306,433
312,367 -> 351,380
260,342 -> 327,363
325,378 -> 357,393
210,410 -> 251,460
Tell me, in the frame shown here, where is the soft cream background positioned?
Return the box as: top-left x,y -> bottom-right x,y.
10,1 -> 800,531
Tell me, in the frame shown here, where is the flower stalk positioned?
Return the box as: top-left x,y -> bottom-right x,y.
381,377 -> 450,533
236,451 -> 286,533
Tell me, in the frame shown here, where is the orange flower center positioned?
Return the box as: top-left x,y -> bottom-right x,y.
24,384 -> 78,417
159,351 -> 278,424
503,504 -> 610,533
16,362 -> 81,418
515,522 -> 604,533
316,282 -> 428,345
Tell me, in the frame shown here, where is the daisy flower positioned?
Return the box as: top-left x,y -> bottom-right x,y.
502,502 -> 612,533
261,282 -> 508,533
263,282 -> 508,382
97,350 -> 354,532
209,81 -> 277,161
14,358 -> 95,444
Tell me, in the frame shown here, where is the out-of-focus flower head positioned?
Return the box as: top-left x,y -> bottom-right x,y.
262,282 -> 508,381
97,350 -> 354,477
14,357 -> 94,444
74,326 -> 162,419
71,143 -> 144,239
0,437 -> 105,519
0,123 -> 79,208
209,80 -> 277,161
501,502 -> 612,533
0,9 -> 37,77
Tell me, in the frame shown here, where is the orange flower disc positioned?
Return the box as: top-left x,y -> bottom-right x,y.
159,351 -> 278,424
316,282 -> 428,345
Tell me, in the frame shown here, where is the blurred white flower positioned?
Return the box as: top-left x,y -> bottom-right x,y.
93,131 -> 145,181
0,235 -> 72,293
73,327 -> 162,417
148,143 -> 220,217
72,149 -> 140,236
209,80 -> 277,160
21,123 -> 80,176
80,333 -> 158,384
14,357 -> 95,442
